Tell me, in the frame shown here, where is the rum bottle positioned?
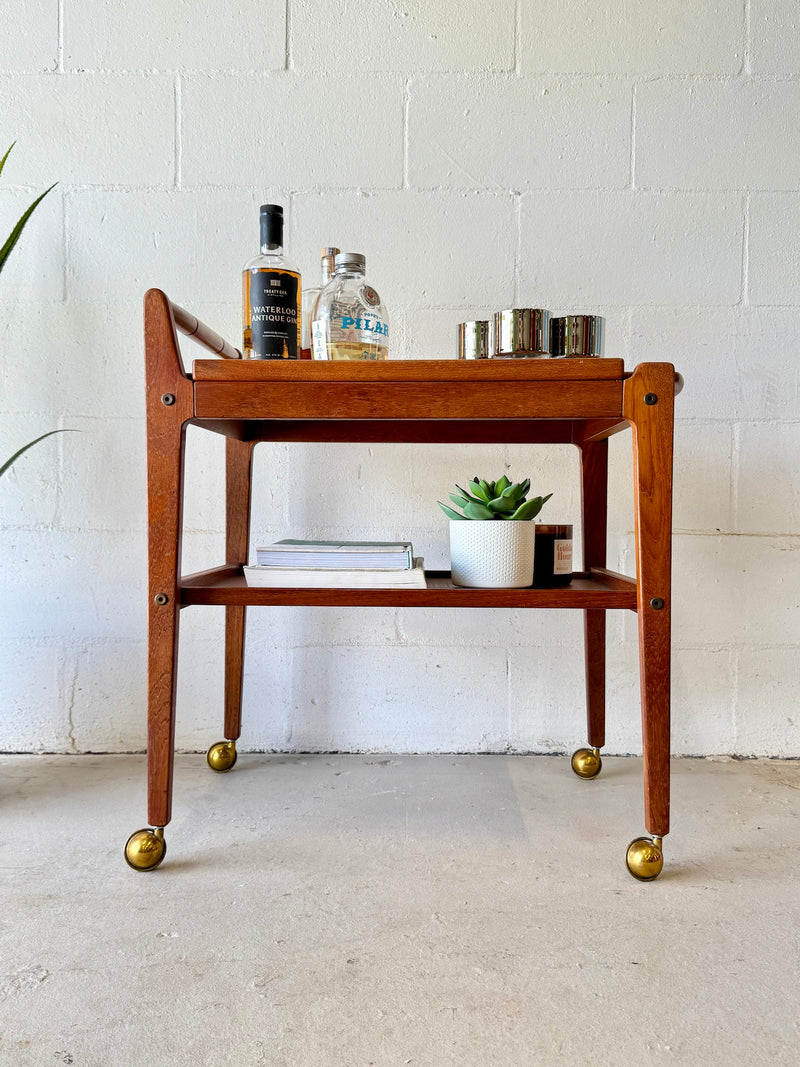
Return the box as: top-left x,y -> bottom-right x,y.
312,253 -> 389,361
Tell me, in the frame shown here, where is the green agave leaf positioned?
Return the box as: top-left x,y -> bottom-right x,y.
439,501 -> 467,520
463,499 -> 495,520
448,492 -> 469,509
487,495 -> 516,513
501,483 -> 523,502
1,429 -> 76,478
508,493 -> 552,521
0,181 -> 58,276
519,478 -> 531,498
495,474 -> 510,495
479,479 -> 492,499
455,483 -> 488,508
468,479 -> 490,503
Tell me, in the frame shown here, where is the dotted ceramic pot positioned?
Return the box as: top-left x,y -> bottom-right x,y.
449,519 -> 535,588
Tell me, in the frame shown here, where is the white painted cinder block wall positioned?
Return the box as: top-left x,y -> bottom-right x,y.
1,2 -> 798,757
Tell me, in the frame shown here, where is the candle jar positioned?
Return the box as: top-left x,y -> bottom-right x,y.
490,308 -> 551,358
533,524 -> 573,586
550,315 -> 604,358
457,320 -> 490,359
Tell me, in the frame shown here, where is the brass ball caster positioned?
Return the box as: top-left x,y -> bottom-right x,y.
206,739 -> 237,773
625,835 -> 664,881
124,827 -> 166,872
571,747 -> 602,780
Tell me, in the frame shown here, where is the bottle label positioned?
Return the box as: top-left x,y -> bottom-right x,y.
248,269 -> 300,359
553,538 -> 573,575
311,318 -> 326,360
336,313 -> 388,337
312,315 -> 389,360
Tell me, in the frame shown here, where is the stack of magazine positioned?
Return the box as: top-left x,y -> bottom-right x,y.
243,539 -> 427,588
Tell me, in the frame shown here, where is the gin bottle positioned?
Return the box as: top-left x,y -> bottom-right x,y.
301,246 -> 340,357
242,204 -> 301,359
312,253 -> 389,361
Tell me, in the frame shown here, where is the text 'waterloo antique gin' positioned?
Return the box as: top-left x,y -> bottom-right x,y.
242,204 -> 301,359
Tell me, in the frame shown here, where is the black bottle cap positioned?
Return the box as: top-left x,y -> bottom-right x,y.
259,204 -> 284,248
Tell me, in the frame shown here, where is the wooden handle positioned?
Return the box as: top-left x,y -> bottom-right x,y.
171,300 -> 242,360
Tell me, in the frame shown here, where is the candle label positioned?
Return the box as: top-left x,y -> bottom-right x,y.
553,538 -> 573,575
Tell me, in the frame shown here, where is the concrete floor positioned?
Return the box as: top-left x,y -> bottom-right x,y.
1,753 -> 799,1066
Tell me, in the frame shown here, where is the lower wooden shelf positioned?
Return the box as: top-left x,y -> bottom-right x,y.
179,566 -> 637,610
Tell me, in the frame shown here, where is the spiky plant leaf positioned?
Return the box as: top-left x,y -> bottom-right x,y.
0,181 -> 58,275
439,501 -> 467,520
508,493 -> 553,521
0,429 -> 76,478
463,499 -> 495,520
495,474 -> 510,495
468,479 -> 490,503
0,142 -> 15,180
455,484 -> 488,508
487,494 -> 517,514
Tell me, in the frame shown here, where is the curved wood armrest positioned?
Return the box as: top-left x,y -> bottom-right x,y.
171,300 -> 242,360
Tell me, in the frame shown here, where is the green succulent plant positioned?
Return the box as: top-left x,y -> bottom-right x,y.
1,142 -> 67,479
438,475 -> 552,521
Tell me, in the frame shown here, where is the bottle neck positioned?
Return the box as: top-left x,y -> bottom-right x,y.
260,211 -> 284,255
261,240 -> 285,255
320,248 -> 341,286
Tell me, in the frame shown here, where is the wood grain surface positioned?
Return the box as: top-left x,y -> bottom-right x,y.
141,290 -> 679,848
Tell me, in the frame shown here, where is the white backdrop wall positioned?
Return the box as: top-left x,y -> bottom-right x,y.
1,1 -> 798,757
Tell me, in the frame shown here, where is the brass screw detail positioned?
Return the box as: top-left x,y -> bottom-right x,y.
161,393 -> 176,406
644,392 -> 658,405
154,593 -> 169,606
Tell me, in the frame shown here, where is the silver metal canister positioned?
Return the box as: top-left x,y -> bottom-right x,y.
491,308 -> 551,358
456,320 -> 490,360
550,314 -> 604,358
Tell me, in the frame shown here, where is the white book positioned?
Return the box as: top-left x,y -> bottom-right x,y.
244,558 -> 427,589
254,539 -> 413,570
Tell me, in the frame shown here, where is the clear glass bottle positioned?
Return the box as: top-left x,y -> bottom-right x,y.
312,253 -> 389,361
242,204 -> 301,360
301,246 -> 340,357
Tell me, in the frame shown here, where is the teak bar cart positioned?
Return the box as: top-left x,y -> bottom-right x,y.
125,288 -> 682,881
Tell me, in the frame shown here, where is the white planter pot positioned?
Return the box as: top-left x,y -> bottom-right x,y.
449,519 -> 535,588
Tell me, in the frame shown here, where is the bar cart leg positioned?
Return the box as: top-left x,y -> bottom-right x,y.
125,289 -> 194,871
623,363 -> 676,881
571,435 -> 609,781
207,437 -> 256,773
